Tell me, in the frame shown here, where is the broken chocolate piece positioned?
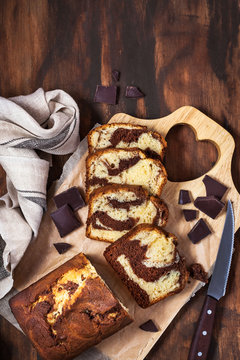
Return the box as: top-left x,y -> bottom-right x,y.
54,186 -> 85,211
189,263 -> 208,283
125,86 -> 144,98
178,190 -> 191,204
94,85 -> 117,105
203,175 -> 228,200
51,204 -> 81,238
53,242 -> 72,254
112,69 -> 120,82
188,218 -> 211,244
183,209 -> 197,221
194,195 -> 225,219
139,320 -> 158,332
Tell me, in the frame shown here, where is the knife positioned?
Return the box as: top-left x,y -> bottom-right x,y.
188,200 -> 235,360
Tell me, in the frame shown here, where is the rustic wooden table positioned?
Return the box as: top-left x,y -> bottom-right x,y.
0,1 -> 240,359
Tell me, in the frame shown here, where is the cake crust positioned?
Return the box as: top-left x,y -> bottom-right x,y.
86,184 -> 168,243
9,253 -> 132,360
87,122 -> 167,161
104,224 -> 189,308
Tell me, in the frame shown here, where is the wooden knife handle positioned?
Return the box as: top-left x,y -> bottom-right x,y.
188,295 -> 218,360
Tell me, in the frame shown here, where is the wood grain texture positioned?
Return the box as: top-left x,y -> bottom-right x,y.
0,0 -> 240,359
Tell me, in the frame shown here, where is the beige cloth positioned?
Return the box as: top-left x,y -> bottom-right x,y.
0,88 -> 80,298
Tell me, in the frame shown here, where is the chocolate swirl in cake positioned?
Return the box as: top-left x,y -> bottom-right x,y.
105,156 -> 141,176
88,211 -> 137,231
86,185 -> 168,243
110,128 -> 146,147
108,197 -> 144,210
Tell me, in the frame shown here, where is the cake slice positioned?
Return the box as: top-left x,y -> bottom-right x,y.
88,123 -> 167,160
86,184 -> 168,243
85,148 -> 167,201
104,224 -> 189,308
9,253 -> 132,360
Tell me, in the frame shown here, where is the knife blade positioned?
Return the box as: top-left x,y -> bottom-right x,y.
188,200 -> 234,360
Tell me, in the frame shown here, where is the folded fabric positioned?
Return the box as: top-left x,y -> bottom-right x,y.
0,88 -> 80,298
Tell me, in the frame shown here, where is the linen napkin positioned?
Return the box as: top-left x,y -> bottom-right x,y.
0,88 -> 80,298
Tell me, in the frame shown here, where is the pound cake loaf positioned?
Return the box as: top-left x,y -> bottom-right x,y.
104,224 -> 189,308
88,123 -> 167,160
9,253 -> 132,360
86,184 -> 168,243
86,148 -> 167,201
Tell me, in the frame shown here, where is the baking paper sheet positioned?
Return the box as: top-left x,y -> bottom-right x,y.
0,126 -> 210,360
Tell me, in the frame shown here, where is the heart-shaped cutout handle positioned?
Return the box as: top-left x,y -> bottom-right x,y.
110,106 -> 235,183
164,123 -> 218,182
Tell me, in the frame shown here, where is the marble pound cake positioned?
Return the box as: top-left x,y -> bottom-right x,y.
85,148 -> 167,201
104,225 -> 189,308
9,253 -> 132,360
88,123 -> 167,160
86,185 -> 168,242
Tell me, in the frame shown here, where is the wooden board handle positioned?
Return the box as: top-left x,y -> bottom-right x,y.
110,106 -> 235,176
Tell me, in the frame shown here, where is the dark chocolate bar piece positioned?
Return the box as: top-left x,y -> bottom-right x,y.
178,190 -> 191,204
112,69 -> 120,82
53,242 -> 72,254
94,85 -> 117,105
188,263 -> 208,283
125,86 -> 144,98
203,175 -> 228,200
188,218 -> 211,244
51,204 -> 81,238
54,186 -> 85,211
194,195 -> 225,219
183,209 -> 197,222
139,320 -> 158,332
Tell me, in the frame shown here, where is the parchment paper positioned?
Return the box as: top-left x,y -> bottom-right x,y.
0,127 -> 214,360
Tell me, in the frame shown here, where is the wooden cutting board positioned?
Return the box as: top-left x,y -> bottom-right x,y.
14,106 -> 240,360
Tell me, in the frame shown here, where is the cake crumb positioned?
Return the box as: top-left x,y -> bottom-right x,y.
188,263 -> 208,283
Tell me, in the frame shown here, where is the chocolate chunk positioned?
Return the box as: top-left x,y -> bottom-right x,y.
112,69 -> 120,82
125,86 -> 144,98
194,196 -> 225,219
53,242 -> 72,254
189,263 -> 208,283
183,209 -> 197,221
54,186 -> 85,211
51,204 -> 81,237
188,218 -> 211,244
94,85 -> 117,105
178,190 -> 191,204
203,175 -> 228,200
139,320 -> 158,332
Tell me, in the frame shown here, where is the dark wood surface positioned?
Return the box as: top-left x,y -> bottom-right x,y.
0,1 -> 240,359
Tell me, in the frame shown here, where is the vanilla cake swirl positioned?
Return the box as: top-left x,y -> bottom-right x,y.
104,224 -> 189,308
88,123 -> 167,160
86,185 -> 168,243
85,148 -> 167,201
